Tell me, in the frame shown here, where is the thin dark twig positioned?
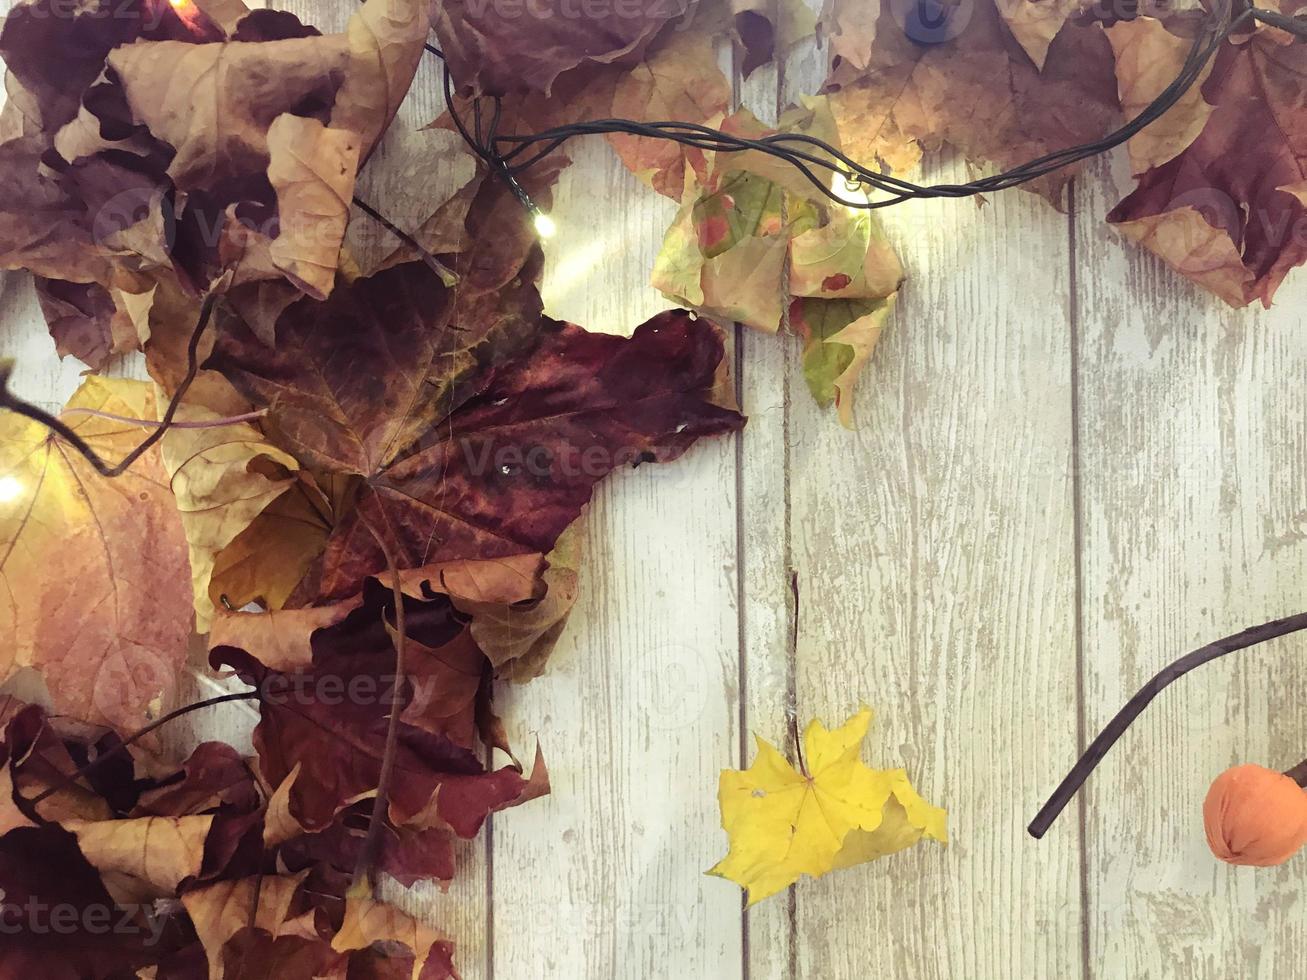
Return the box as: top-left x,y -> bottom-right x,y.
352,195 -> 455,282
1028,612 -> 1307,839
352,524 -> 410,889
24,690 -> 260,809
0,290 -> 218,478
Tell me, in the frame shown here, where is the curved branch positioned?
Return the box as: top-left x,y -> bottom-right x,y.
1028,612 -> 1307,839
0,290 -> 218,478
22,689 -> 260,811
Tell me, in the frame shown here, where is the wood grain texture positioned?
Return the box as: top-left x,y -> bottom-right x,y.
765,23 -> 1086,978
734,46 -> 798,980
1075,153 -> 1307,979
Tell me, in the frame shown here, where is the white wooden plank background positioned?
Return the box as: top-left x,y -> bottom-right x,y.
5,3 -> 1307,977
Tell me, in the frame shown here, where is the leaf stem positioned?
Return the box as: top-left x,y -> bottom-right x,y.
23,690 -> 259,809
1028,612 -> 1307,839
352,523 -> 409,889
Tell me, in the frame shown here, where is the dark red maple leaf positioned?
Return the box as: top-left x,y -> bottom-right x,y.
133,742 -> 259,818
0,826 -> 171,978
211,580 -> 546,833
1108,30 -> 1307,307
207,258 -> 744,601
321,307 -> 743,598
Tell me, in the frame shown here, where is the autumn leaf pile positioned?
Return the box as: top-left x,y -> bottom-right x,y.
0,0 -> 1305,969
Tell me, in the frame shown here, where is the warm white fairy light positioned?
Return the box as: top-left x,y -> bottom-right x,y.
831,171 -> 869,208
0,476 -> 23,503
533,212 -> 557,239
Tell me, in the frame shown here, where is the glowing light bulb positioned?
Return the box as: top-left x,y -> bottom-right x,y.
0,476 -> 23,503
831,171 -> 868,208
533,212 -> 557,239
169,0 -> 189,8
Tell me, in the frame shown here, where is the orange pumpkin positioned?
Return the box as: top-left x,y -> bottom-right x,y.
1204,764 -> 1307,866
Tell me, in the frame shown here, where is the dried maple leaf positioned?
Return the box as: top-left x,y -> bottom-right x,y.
709,706 -> 946,904
314,307 -> 744,599
821,0 -> 1119,204
211,580 -> 548,834
160,404 -> 301,630
263,114 -> 361,301
1108,27 -> 1307,307
182,873 -> 311,978
329,0 -> 432,161
452,516 -> 585,682
432,0 -> 693,95
331,883 -> 459,980
608,32 -> 734,199
790,295 -> 896,427
206,260 -> 502,477
206,255 -> 741,600
64,813 -> 214,896
133,741 -> 259,816
1106,14 -> 1216,176
0,377 -> 192,732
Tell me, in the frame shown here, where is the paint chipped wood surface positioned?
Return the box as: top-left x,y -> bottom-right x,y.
3,1 -> 1307,976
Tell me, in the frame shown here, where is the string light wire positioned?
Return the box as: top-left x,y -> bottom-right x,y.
436,0 -> 1307,219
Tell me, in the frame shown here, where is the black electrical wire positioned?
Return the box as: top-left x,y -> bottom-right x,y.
432,0 -> 1307,215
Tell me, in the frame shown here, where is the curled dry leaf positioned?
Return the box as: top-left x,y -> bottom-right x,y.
710,706 -> 946,904
211,578 -> 547,834
1106,15 -> 1216,176
820,0 -> 1119,205
264,113 -> 361,301
652,97 -> 903,420
432,0 -> 693,95
0,377 -> 192,732
452,517 -> 586,682
790,295 -> 896,428
1108,27 -> 1307,307
160,402 -> 301,630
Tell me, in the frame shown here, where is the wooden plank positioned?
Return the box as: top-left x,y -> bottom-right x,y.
778,31 -> 1085,978
488,132 -> 744,979
1075,154 -> 1307,977
733,47 -> 798,980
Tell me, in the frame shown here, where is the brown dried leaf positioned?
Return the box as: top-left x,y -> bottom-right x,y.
0,377 -> 192,732
432,0 -> 693,95
1106,15 -> 1215,175
265,114 -> 361,301
822,0 -> 1119,204
1108,28 -> 1307,306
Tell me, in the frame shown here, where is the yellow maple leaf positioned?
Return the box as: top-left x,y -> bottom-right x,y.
708,706 -> 946,904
